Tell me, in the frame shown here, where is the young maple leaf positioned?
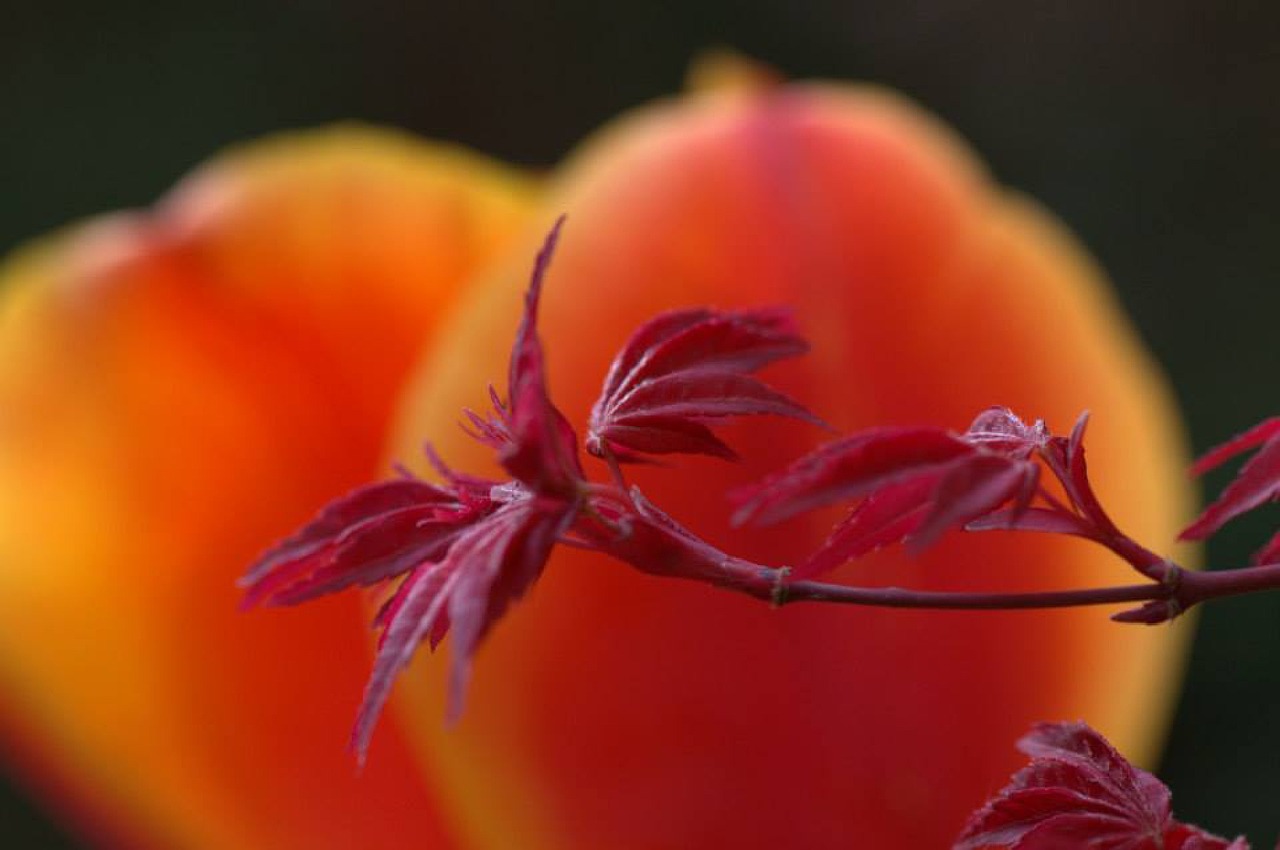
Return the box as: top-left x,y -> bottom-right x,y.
242,220 -> 588,760
955,721 -> 1248,850
733,407 -> 1044,577
585,304 -> 821,462
1180,416 -> 1280,564
490,215 -> 585,496
238,475 -> 497,609
352,490 -> 577,756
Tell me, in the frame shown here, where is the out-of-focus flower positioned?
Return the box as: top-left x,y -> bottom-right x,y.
0,59 -> 1194,848
0,127 -> 536,848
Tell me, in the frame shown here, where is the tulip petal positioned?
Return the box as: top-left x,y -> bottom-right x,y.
0,127 -> 535,848
386,77 -> 1194,850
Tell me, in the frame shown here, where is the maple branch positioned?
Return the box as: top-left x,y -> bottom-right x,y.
585,491 -> 1280,621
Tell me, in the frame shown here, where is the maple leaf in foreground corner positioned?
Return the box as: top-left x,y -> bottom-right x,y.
240,217 -> 816,759
956,722 -> 1249,850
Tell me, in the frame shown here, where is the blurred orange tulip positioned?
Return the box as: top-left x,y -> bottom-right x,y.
0,61 -> 1194,848
0,127 -> 535,848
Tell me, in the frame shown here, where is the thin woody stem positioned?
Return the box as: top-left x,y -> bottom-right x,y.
1179,561 -> 1280,606
1099,533 -> 1170,580
708,557 -> 1174,612
713,557 -> 1280,619
776,579 -> 1169,610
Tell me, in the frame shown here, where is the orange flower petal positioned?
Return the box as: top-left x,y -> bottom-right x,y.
0,127 -> 536,848
386,82 -> 1195,848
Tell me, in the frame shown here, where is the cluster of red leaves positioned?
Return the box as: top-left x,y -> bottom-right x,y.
732,407 -> 1124,578
241,219 -> 813,757
956,722 -> 1247,849
1180,417 -> 1280,564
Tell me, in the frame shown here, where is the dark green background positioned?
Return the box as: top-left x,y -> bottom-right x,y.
3,1 -> 1278,846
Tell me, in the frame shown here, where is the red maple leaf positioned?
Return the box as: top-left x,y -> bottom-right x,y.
1180,416 -> 1280,564
352,490 -> 577,756
733,407 -> 1051,577
585,304 -> 821,462
239,476 -> 498,609
955,722 -> 1248,850
243,220 -> 590,758
489,216 -> 585,496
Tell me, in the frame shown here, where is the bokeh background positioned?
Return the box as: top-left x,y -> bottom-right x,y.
2,1 -> 1277,846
